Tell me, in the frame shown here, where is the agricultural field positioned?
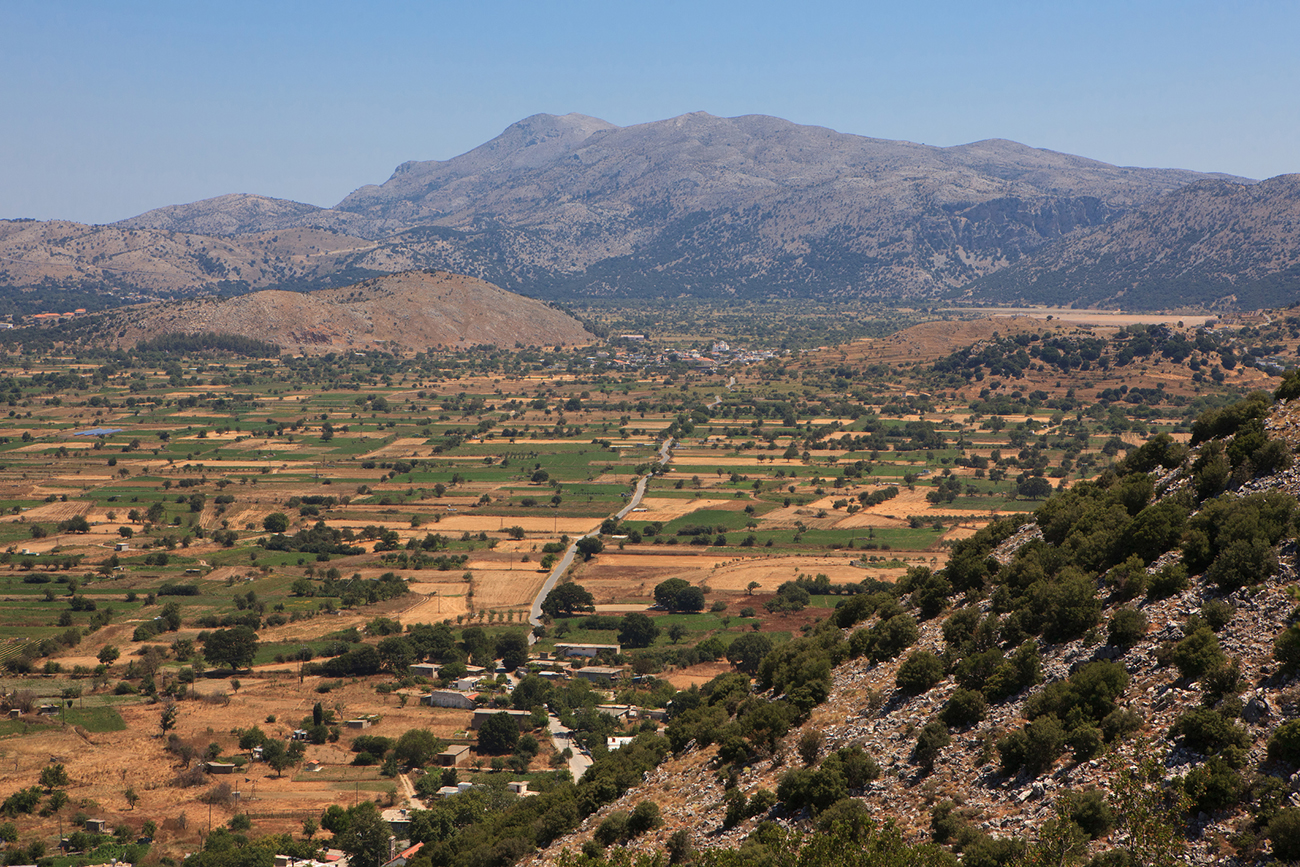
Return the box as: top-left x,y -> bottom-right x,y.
0,302 -> 1293,865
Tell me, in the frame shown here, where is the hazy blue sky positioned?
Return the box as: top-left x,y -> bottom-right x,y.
3,1 -> 1297,224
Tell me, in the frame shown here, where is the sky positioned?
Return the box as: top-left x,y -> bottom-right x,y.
2,0 -> 1298,225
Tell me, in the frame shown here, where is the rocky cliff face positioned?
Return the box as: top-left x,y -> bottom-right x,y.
968,174 -> 1300,311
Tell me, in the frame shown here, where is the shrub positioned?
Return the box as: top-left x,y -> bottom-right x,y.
1183,757 -> 1243,814
1107,607 -> 1148,648
983,640 -> 1043,702
1024,661 -> 1129,729
1146,562 -> 1188,600
960,834 -> 1026,867
1275,624 -> 1300,672
833,593 -> 880,629
594,812 -> 629,847
351,735 -> 393,755
1171,627 -> 1226,681
199,782 -> 234,805
1206,537 -> 1278,591
869,613 -> 919,662
722,790 -> 748,830
0,787 -> 42,816
940,688 -> 987,729
941,608 -> 981,652
824,745 -> 879,789
747,788 -> 778,817
767,581 -> 812,613
848,628 -> 873,659
895,650 -> 945,696
907,571 -> 953,620
1100,708 -> 1142,743
1267,720 -> 1300,770
170,765 -> 207,788
913,719 -> 951,772
1269,807 -> 1300,861
1027,571 -> 1101,643
776,765 -> 848,816
1103,555 -> 1148,601
798,730 -> 824,766
999,715 -> 1065,777
1201,658 -> 1243,707
627,801 -> 662,836
1200,599 -> 1235,632
1068,724 -> 1104,762
814,797 -> 874,841
1170,707 -> 1249,763
1062,788 -> 1115,838
667,828 -> 693,864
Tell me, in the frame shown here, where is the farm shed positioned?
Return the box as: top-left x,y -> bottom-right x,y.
436,745 -> 471,767
423,690 -> 478,710
555,643 -> 620,658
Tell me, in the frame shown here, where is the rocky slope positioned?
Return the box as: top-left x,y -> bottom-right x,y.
0,218 -> 377,299
967,174 -> 1300,311
526,397 -> 1300,866
86,269 -> 593,353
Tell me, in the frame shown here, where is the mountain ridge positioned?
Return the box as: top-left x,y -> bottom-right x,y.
966,174 -> 1300,310
7,111 -> 1294,309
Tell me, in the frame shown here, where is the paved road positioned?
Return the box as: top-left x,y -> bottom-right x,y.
528,438 -> 675,634
546,712 -> 594,780
705,376 -> 736,409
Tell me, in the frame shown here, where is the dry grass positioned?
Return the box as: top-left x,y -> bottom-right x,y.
630,497 -> 736,521
358,438 -> 430,460
0,673 -> 475,861
17,501 -> 92,521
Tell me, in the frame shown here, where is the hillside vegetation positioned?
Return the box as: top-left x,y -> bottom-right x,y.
502,381 -> 1300,866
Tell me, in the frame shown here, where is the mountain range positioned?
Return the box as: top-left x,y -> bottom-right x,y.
3,112 -> 1298,310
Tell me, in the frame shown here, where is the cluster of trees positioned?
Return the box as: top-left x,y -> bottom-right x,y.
930,323 -> 1247,386
313,572 -> 411,608
331,728 -> 671,867
133,332 -> 283,358
653,578 -> 705,612
260,520 -> 366,556
305,625 -> 530,678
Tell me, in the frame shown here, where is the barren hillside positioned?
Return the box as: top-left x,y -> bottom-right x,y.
94,270 -> 593,353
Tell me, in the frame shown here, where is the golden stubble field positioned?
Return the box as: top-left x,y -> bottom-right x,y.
572,550 -> 935,605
